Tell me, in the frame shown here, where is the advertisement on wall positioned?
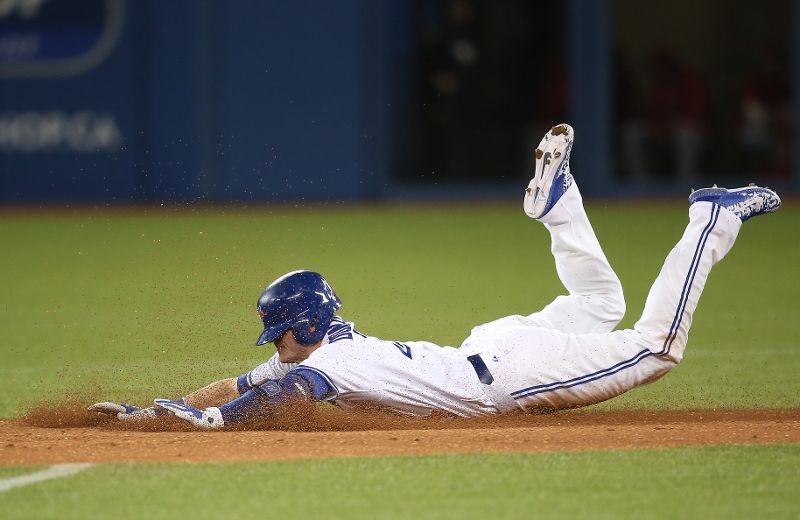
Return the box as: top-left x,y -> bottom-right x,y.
0,0 -> 134,202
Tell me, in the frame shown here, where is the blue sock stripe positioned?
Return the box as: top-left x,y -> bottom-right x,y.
659,204 -> 720,355
510,349 -> 652,398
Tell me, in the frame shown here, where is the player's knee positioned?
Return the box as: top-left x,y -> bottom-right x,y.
660,350 -> 683,365
602,292 -> 626,325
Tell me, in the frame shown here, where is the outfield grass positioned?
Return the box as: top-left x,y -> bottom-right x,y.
1,201 -> 797,414
0,465 -> 39,479
3,445 -> 799,519
1,201 -> 798,518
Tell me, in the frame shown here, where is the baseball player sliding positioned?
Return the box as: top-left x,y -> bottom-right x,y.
90,124 -> 781,428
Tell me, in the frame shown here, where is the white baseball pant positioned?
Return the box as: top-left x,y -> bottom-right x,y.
459,184 -> 741,411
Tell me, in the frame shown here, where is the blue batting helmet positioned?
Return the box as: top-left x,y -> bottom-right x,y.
255,270 -> 342,346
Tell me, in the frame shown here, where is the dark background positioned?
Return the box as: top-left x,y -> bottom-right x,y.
0,0 -> 796,203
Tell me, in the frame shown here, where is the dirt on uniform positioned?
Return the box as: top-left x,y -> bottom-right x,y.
1,403 -> 798,465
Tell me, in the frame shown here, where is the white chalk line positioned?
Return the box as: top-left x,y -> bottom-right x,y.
0,463 -> 93,492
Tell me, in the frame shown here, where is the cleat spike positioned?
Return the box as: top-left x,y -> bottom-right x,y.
524,123 -> 575,219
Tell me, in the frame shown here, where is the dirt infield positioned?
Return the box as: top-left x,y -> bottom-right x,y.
2,408 -> 798,465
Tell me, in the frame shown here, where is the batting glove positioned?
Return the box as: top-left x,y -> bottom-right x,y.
87,402 -> 166,421
153,398 -> 224,429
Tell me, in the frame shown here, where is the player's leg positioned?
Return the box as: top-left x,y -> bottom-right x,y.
499,185 -> 780,410
633,186 -> 780,363
523,124 -> 625,334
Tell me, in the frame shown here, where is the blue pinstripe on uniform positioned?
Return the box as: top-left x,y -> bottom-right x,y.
658,203 -> 720,356
511,349 -> 653,400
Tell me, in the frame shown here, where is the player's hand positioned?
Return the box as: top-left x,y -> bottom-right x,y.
154,398 -> 224,429
87,401 -> 164,421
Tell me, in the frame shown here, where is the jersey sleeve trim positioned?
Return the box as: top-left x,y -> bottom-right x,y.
295,365 -> 340,400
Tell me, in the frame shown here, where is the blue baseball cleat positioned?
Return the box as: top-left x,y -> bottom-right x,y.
524,123 -> 575,219
688,184 -> 781,222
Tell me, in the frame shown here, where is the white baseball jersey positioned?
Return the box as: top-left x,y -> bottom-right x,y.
242,185 -> 743,417
243,317 -> 497,417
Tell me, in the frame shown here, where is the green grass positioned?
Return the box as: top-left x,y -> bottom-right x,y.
2,201 -> 799,518
2,445 -> 799,519
0,465 -> 39,479
1,201 -> 797,414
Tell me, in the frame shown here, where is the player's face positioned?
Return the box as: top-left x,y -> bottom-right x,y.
274,329 -> 314,363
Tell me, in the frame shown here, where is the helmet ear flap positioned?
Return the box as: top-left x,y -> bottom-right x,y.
294,312 -> 322,345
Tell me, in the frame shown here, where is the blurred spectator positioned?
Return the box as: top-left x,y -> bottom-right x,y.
416,0 -> 481,180
533,55 -> 568,136
414,0 -> 559,182
736,45 -> 791,179
622,49 -> 708,182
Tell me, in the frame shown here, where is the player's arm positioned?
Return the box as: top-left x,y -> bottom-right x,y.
89,353 -> 294,421
182,378 -> 239,408
188,352 -> 299,405
154,367 -> 337,429
87,377 -> 239,421
236,353 -> 298,393
221,367 -> 337,421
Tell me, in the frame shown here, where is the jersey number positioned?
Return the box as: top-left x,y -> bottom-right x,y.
393,341 -> 412,359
